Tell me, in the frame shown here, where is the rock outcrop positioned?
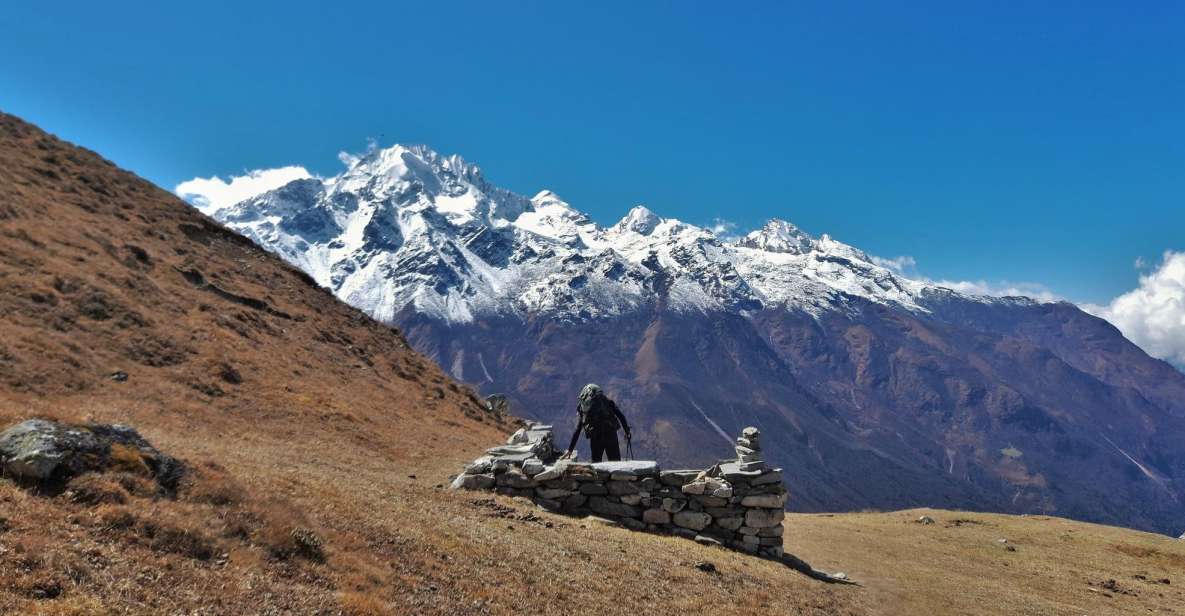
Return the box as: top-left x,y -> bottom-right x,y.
0,419 -> 183,489
452,423 -> 788,559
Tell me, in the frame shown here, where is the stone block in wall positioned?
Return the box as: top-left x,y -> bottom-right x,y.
759,536 -> 782,546
760,546 -> 784,559
661,498 -> 686,513
579,483 -> 608,495
744,508 -> 785,528
620,494 -> 642,506
593,460 -> 659,478
565,464 -> 599,481
495,470 -> 536,489
740,492 -> 788,508
535,498 -> 562,512
450,473 -> 495,490
620,518 -> 646,531
562,494 -> 587,512
588,496 -> 640,518
534,467 -> 563,482
673,511 -> 712,530
714,516 -> 744,531
536,487 -> 575,500
659,470 -> 699,486
759,524 -> 784,537
697,496 -> 729,507
751,469 -> 783,486
607,480 -> 640,496
643,509 -> 671,524
732,539 -> 759,554
672,527 -> 698,540
543,479 -> 578,490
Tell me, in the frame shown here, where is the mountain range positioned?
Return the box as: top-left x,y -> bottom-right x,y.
200,143 -> 1185,534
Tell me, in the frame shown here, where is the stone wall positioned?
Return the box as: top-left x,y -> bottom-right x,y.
450,422 -> 788,559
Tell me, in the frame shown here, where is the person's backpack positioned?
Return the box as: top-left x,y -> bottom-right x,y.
578,386 -> 619,437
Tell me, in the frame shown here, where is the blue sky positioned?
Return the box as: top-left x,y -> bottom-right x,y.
1,1 -> 1182,307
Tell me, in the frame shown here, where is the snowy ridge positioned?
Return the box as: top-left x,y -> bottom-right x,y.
205,143 -> 1037,324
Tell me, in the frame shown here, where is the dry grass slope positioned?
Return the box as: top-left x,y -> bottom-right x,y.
0,111 -> 1183,614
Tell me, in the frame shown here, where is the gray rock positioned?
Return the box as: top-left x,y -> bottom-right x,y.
0,419 -> 103,480
534,498 -> 562,512
758,524 -> 784,537
619,518 -> 646,531
535,487 -> 574,500
0,419 -> 182,488
451,473 -> 496,490
714,517 -> 744,531
619,494 -> 642,506
917,515 -> 936,525
659,470 -> 699,486
542,479 -> 579,490
464,457 -> 492,475
591,460 -> 658,476
579,483 -> 608,495
643,509 -> 671,524
609,471 -> 639,481
750,469 -> 783,486
740,493 -> 787,508
562,493 -> 588,512
672,527 -> 699,540
533,466 -> 563,482
521,458 -> 545,476
673,511 -> 712,531
760,546 -> 784,559
662,497 -> 687,513
744,508 -> 785,528
694,534 -> 722,547
697,496 -> 729,507
607,480 -> 640,496
588,496 -> 640,518
495,470 -> 536,489
759,536 -> 782,546
737,526 -> 759,535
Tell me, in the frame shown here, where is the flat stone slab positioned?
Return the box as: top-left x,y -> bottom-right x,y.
590,460 -> 658,476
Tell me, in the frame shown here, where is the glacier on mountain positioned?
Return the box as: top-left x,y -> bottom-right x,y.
196,143 -> 1038,324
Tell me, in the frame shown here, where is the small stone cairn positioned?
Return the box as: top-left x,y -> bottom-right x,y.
451,422 -> 788,560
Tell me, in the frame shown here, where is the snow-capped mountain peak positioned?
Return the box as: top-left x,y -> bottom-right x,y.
736,218 -> 814,255
198,142 -> 1036,325
612,205 -> 663,236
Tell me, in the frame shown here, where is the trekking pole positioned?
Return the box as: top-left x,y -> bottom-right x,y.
626,432 -> 634,461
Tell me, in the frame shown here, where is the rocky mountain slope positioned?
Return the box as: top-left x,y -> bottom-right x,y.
204,142 -> 1185,535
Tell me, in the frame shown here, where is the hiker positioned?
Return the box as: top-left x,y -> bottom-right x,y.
564,383 -> 632,462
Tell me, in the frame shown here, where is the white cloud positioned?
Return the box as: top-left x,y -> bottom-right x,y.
930,279 -> 1063,303
709,218 -> 739,242
871,254 -> 918,274
1084,251 -> 1185,367
175,166 -> 313,214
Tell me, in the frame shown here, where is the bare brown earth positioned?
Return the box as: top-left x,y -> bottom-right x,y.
1,112 -> 1184,615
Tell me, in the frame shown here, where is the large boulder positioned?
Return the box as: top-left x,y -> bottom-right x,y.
0,419 -> 183,488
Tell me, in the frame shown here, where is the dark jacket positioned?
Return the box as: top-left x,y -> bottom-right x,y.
566,396 -> 630,454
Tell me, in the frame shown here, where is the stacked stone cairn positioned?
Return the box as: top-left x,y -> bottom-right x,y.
451,422 -> 788,560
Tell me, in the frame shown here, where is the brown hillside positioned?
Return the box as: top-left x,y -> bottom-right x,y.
1,112 -> 1184,615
